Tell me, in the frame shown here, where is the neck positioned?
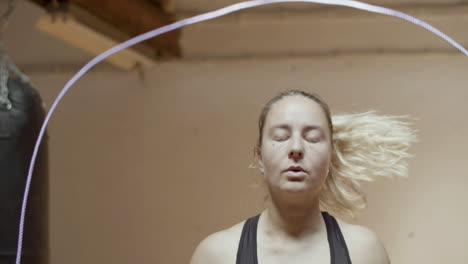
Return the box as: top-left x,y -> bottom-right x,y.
262,193 -> 324,238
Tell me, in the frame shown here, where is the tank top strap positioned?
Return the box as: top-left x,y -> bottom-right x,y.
236,214 -> 260,264
322,211 -> 352,264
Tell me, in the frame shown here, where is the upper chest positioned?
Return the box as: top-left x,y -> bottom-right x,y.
256,228 -> 332,264
257,238 -> 331,264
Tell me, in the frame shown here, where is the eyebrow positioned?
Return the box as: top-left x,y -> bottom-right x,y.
269,124 -> 324,133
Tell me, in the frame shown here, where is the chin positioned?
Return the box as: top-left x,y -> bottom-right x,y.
280,181 -> 311,193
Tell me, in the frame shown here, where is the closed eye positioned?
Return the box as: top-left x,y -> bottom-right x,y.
305,130 -> 323,143
272,128 -> 290,142
273,136 -> 289,142
306,137 -> 320,143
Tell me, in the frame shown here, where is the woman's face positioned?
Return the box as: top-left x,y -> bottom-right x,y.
259,95 -> 332,198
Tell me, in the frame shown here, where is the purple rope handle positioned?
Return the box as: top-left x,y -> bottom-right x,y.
15,0 -> 468,263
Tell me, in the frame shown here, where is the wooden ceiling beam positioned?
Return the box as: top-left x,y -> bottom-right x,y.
29,0 -> 180,58
146,0 -> 175,13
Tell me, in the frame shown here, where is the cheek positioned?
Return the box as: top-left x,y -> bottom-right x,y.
311,145 -> 332,167
302,141 -> 330,159
315,143 -> 331,157
261,142 -> 284,170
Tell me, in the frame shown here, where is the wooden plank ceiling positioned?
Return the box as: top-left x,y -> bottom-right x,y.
28,0 -> 181,58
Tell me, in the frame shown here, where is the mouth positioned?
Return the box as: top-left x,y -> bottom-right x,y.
284,166 -> 307,182
286,166 -> 306,173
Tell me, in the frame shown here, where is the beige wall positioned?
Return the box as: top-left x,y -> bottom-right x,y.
29,54 -> 468,264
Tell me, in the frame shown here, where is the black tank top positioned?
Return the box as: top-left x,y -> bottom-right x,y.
236,211 -> 352,264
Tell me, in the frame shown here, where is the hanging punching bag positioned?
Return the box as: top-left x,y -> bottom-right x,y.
0,77 -> 49,264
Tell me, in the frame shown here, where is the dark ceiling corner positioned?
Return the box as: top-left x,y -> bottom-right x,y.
28,0 -> 181,59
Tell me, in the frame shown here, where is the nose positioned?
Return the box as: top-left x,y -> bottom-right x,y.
288,136 -> 304,161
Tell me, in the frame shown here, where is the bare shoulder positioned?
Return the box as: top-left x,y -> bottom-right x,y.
190,220 -> 245,264
336,219 -> 391,264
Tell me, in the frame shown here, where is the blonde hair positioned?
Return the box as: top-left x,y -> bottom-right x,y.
254,90 -> 417,217
321,111 -> 417,217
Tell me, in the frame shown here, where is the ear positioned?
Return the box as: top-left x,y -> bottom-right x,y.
257,149 -> 265,174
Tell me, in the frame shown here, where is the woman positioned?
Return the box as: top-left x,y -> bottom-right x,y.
190,90 -> 415,264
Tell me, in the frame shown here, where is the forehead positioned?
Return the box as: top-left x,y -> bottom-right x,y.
265,95 -> 328,128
